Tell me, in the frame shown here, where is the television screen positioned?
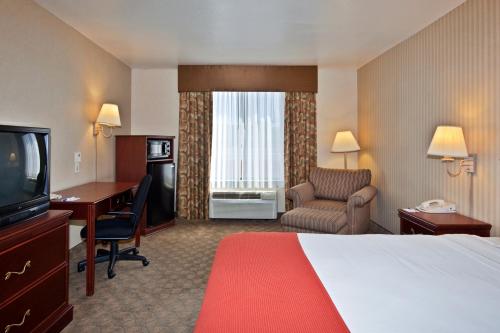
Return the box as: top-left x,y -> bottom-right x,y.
0,130 -> 49,209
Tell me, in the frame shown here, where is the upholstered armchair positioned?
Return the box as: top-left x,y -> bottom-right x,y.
282,167 -> 377,234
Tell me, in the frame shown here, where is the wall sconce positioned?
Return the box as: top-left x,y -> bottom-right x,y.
427,126 -> 475,177
331,130 -> 360,169
93,103 -> 121,138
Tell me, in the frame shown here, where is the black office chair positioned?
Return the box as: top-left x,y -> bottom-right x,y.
77,175 -> 152,279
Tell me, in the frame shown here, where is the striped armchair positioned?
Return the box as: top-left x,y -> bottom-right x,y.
281,168 -> 377,234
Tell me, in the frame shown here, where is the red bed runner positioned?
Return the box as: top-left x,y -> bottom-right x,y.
195,232 -> 349,332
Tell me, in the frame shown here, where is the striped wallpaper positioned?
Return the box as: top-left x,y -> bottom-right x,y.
358,0 -> 500,235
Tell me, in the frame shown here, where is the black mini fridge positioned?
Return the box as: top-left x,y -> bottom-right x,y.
147,162 -> 176,226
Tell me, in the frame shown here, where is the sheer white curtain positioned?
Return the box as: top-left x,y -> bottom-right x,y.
210,92 -> 285,190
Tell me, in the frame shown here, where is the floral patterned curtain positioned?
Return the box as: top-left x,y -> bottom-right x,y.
177,92 -> 213,220
284,92 -> 317,210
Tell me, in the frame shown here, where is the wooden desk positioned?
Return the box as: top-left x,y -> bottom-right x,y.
50,182 -> 138,296
398,209 -> 491,236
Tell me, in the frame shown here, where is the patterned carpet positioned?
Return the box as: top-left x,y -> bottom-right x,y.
63,219 -> 282,333
63,219 -> 388,333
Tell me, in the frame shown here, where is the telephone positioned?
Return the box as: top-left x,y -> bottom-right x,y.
416,199 -> 456,214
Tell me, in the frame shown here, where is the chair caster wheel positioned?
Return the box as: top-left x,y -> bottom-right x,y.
142,259 -> 150,266
77,263 -> 86,272
107,271 -> 116,279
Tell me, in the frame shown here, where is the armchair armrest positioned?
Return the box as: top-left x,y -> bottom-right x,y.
346,185 -> 377,234
347,185 -> 377,208
286,182 -> 315,208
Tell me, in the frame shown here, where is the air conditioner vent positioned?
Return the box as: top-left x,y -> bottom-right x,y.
209,190 -> 278,219
211,192 -> 263,200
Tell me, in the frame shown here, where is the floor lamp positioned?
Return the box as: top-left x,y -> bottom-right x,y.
331,131 -> 360,169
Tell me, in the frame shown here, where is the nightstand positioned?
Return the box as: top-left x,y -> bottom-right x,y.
398,209 -> 491,236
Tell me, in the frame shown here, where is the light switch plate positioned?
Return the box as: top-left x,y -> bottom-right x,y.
74,152 -> 81,173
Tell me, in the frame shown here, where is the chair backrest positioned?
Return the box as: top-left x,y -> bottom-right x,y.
130,175 -> 152,232
309,167 -> 371,201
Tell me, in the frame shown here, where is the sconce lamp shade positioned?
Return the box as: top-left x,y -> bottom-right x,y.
427,126 -> 468,159
96,103 -> 121,127
331,131 -> 360,153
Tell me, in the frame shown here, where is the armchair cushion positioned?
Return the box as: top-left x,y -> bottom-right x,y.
281,207 -> 347,234
309,167 -> 371,201
302,200 -> 346,212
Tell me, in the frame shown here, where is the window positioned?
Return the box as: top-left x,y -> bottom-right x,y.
210,92 -> 285,190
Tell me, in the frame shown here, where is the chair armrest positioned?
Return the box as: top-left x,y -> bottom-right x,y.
286,182 -> 315,208
347,185 -> 377,208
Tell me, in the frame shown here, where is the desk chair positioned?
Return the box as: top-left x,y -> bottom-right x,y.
77,175 -> 152,279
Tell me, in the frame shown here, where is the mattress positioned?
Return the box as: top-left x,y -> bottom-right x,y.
300,233 -> 500,333
196,233 -> 500,332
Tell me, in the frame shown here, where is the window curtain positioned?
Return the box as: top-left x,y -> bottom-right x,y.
210,92 -> 285,190
284,92 -> 317,210
177,92 -> 213,220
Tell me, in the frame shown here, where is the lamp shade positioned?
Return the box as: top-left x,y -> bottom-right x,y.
96,103 -> 121,127
427,126 -> 468,158
331,131 -> 360,153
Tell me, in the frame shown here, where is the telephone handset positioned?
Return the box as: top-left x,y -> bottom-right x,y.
416,199 -> 456,214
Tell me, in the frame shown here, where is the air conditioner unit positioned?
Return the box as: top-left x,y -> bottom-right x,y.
209,190 -> 278,219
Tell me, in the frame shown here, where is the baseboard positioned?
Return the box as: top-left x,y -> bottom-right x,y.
369,220 -> 393,234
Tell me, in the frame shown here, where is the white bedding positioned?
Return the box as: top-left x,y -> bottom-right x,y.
298,234 -> 500,333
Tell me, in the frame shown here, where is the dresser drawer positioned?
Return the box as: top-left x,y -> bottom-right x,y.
0,224 -> 66,302
0,266 -> 66,333
401,219 -> 434,235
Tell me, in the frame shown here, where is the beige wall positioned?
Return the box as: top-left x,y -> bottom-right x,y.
131,68 -> 179,164
358,0 -> 500,235
317,67 -> 358,169
0,0 -> 131,191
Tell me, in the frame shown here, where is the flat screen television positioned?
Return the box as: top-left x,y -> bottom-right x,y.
0,125 -> 50,228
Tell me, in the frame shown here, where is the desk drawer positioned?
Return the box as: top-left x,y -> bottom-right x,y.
0,224 -> 66,302
0,267 -> 66,333
400,219 -> 434,235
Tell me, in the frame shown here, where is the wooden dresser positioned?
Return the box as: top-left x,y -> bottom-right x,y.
0,210 -> 73,333
398,209 -> 491,236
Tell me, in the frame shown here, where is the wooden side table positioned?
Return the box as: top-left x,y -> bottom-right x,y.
398,209 -> 491,236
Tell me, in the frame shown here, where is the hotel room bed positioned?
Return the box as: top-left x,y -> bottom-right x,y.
195,232 -> 500,333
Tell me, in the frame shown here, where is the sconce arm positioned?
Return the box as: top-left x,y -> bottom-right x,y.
93,123 -> 114,138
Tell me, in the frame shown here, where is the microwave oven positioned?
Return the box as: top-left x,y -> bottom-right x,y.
147,139 -> 171,160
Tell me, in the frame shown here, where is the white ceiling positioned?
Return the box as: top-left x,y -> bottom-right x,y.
35,0 -> 465,68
